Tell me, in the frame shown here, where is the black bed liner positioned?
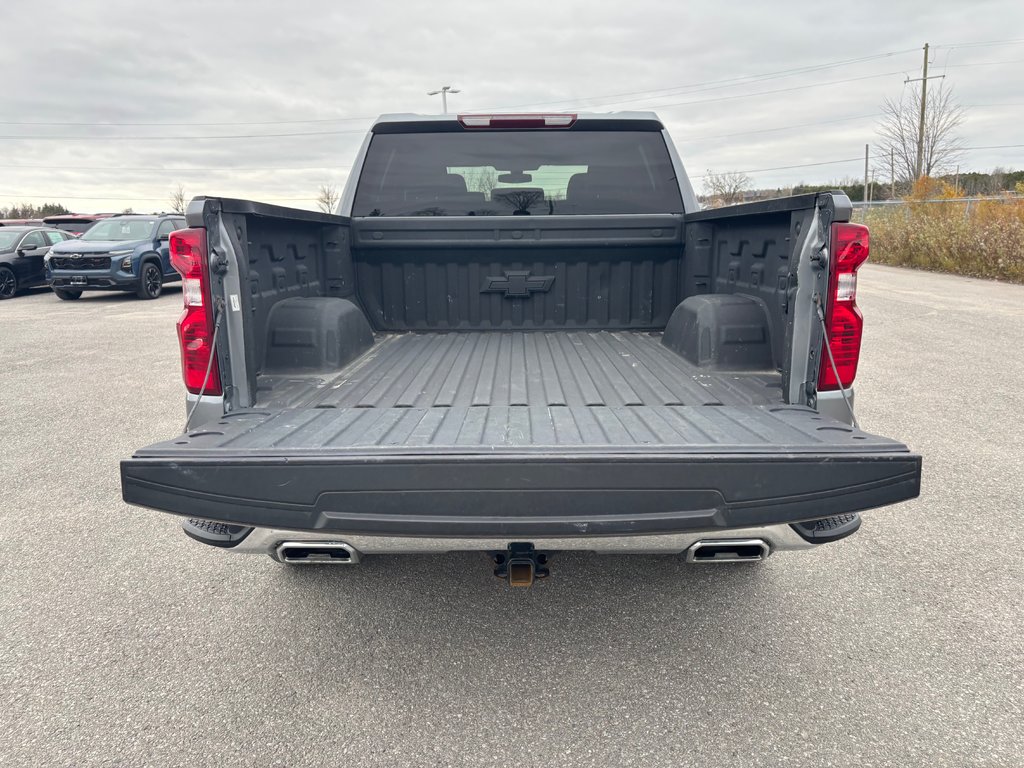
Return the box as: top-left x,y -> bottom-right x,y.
134,404 -> 898,455
255,331 -> 781,410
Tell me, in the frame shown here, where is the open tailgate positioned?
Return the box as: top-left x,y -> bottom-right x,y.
121,405 -> 920,537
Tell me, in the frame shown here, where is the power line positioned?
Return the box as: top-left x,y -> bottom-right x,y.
644,70 -> 909,111
958,143 -> 1024,150
944,59 -> 1024,68
6,141 -> 1022,203
691,158 -> 863,179
4,107 -> 1020,174
694,144 -> 1024,179
0,49 -> 920,129
0,71 -> 910,143
682,113 -> 881,142
555,60 -> 916,111
0,115 -> 377,128
7,142 -> 1022,196
0,128 -> 368,141
0,42 -> 1014,133
477,49 -> 920,111
0,114 -> 884,173
933,38 -> 1024,49
0,164 -> 351,172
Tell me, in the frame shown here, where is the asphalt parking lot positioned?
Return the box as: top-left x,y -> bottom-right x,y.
1,264 -> 1022,766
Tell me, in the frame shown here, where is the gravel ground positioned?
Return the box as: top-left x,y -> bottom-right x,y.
1,264 -> 1021,766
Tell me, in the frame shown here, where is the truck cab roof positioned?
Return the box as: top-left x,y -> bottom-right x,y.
371,111 -> 664,129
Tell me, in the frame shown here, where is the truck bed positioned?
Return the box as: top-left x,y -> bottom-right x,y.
234,330 -> 816,452
188,329 -> 824,451
255,330 -> 782,411
121,193 -> 920,539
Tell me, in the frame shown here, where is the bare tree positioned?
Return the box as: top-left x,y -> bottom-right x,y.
467,168 -> 498,195
877,84 -> 965,184
493,189 -> 544,215
990,166 -> 1007,194
702,170 -> 752,207
316,183 -> 340,214
169,183 -> 187,214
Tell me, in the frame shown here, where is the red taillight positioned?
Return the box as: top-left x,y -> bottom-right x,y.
457,113 -> 577,129
818,222 -> 870,392
169,228 -> 221,396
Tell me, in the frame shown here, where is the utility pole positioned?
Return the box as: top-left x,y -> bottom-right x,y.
905,43 -> 945,179
864,144 -> 870,203
916,44 -> 928,179
890,147 -> 895,200
427,85 -> 461,114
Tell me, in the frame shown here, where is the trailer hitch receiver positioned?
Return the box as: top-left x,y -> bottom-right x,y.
492,543 -> 551,587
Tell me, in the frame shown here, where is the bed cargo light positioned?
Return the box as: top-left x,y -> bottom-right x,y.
457,113 -> 577,129
818,222 -> 870,392
169,228 -> 222,396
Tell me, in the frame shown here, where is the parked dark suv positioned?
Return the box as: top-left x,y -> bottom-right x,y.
46,214 -> 186,300
0,226 -> 73,299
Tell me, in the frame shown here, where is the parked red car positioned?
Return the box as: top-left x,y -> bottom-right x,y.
0,218 -> 44,227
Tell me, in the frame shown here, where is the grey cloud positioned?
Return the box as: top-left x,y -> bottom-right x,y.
1,0 -> 1021,211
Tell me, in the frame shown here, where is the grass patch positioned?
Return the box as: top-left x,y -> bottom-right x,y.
861,198 -> 1024,283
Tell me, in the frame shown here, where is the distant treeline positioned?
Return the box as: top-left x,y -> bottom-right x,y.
0,202 -> 71,219
792,169 -> 1024,202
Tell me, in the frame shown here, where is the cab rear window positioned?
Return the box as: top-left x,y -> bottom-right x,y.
352,130 -> 683,217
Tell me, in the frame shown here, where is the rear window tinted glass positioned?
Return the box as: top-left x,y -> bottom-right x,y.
53,222 -> 90,233
352,130 -> 683,217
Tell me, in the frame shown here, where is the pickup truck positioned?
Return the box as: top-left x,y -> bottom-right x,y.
120,112 -> 921,583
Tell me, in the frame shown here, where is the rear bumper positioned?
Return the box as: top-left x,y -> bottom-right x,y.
816,388 -> 856,426
214,522 -> 820,557
184,393 -> 224,425
121,451 -> 921,538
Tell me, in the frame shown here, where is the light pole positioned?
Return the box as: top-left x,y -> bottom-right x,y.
427,85 -> 461,114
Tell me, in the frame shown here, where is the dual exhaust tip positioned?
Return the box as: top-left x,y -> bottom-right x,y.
685,539 -> 769,563
274,538 -> 769,567
276,541 -> 361,564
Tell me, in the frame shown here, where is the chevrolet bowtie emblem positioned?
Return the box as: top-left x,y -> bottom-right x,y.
481,270 -> 555,298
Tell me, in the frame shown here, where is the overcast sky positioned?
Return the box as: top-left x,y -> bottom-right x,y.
1,0 -> 1022,212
